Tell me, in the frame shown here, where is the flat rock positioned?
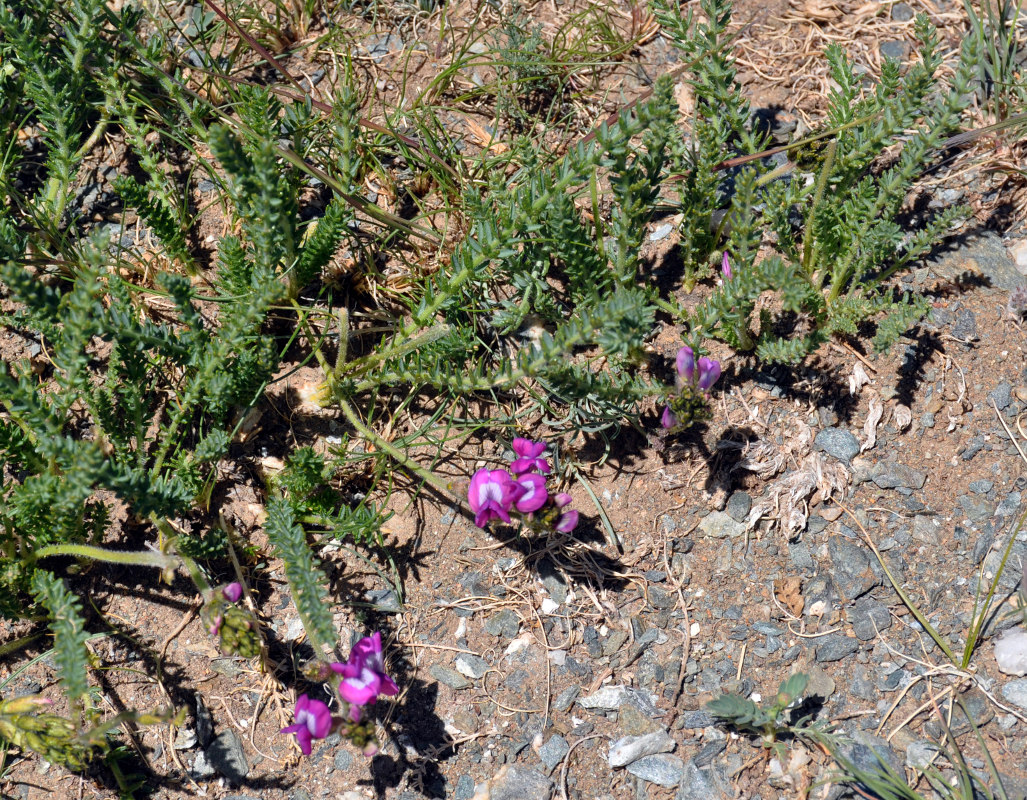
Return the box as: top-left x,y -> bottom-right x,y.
430,664 -> 472,690
815,634 -> 859,662
579,685 -> 659,716
698,511 -> 744,539
675,759 -> 733,800
480,765 -> 553,800
625,753 -> 684,787
485,609 -> 520,638
828,535 -> 879,600
205,730 -> 248,783
608,730 -> 676,768
995,629 -> 1027,676
1000,678 -> 1027,711
455,654 -> 489,679
850,597 -> 892,641
538,734 -> 569,773
815,427 -> 860,463
869,461 -> 927,490
931,231 -> 1024,291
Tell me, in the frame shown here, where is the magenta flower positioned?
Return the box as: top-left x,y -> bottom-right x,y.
555,509 -> 579,533
222,582 -> 242,603
280,694 -> 332,755
468,468 -> 521,528
510,438 -> 551,475
660,406 -> 678,429
675,346 -> 695,386
552,492 -> 579,533
696,357 -> 721,391
332,632 -> 399,707
514,472 -> 548,513
721,251 -> 732,280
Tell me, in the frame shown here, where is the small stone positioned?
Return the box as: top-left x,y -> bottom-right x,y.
539,559 -> 569,604
430,664 -> 472,690
912,515 -> 942,545
961,435 -> 986,462
1001,678 -> 1027,711
995,629 -> 1027,676
871,461 -> 927,490
650,223 -> 674,242
366,588 -> 401,612
205,730 -> 248,783
679,710 -> 715,729
618,703 -> 665,736
365,32 -> 403,61
698,511 -> 744,539
836,731 -> 903,777
285,617 -> 305,640
952,308 -> 978,340
815,427 -> 860,463
879,40 -> 909,60
189,750 -> 216,779
455,654 -> 489,679
579,686 -> 659,716
815,634 -> 859,662
553,685 -> 580,712
989,382 -> 1013,411
725,492 -> 752,522
625,753 -> 684,787
537,734 -> 569,773
174,728 -> 198,750
608,731 -> 676,768
333,749 -> 353,771
195,696 -> 214,748
483,764 -> 553,800
803,667 -> 835,699
996,491 -> 1021,517
485,609 -> 520,638
454,774 -> 475,800
648,586 -> 676,609
905,740 -> 939,769
851,598 -> 892,641
675,760 -> 732,800
891,2 -> 914,20
970,479 -> 995,494
828,535 -> 879,599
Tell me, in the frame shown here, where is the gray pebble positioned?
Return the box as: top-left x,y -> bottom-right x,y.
626,753 -> 684,787
920,412 -> 936,428
906,740 -> 940,769
366,588 -> 401,612
648,586 -> 676,609
675,760 -> 733,800
1001,678 -> 1027,711
698,511 -> 744,539
609,731 -> 676,768
205,729 -> 248,783
650,223 -> 674,242
455,654 -> 490,679
969,479 -> 994,494
815,427 -> 861,463
692,738 -> 726,767
891,1 -> 914,20
952,308 -> 978,340
828,535 -> 879,599
430,664 -> 471,690
990,382 -> 1013,411
189,751 -> 216,780
815,634 -> 859,663
804,667 -> 836,699
333,749 -> 353,771
554,685 -> 580,712
851,597 -> 892,641
725,491 -> 752,522
962,435 -> 986,461
486,765 -> 553,800
485,609 -> 520,638
679,710 -> 715,728
871,461 -> 927,490
195,695 -> 214,748
197,179 -> 216,193
538,734 -> 569,772
454,774 -> 475,800
879,40 -> 909,60
996,491 -> 1022,517
836,731 -> 903,779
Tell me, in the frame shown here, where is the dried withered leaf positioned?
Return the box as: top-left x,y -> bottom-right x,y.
861,396 -> 884,453
774,576 -> 805,617
745,452 -> 849,538
893,403 -> 912,431
849,362 -> 871,396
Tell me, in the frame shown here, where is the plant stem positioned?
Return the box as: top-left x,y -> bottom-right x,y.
34,543 -> 178,571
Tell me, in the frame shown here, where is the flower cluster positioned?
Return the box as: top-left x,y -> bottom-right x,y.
280,632 -> 397,757
660,345 -> 722,430
204,581 -> 260,658
467,438 -> 578,534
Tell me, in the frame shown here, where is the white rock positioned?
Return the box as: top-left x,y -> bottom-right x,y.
608,731 -> 675,768
1009,240 -> 1027,274
994,628 -> 1027,676
540,598 -> 560,615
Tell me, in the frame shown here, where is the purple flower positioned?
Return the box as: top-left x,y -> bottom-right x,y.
332,632 -> 399,707
280,694 -> 332,755
468,468 -> 522,528
552,492 -> 578,533
660,406 -> 678,429
696,357 -> 721,391
555,509 -> 579,533
510,438 -> 551,475
222,582 -> 243,603
721,251 -> 732,280
675,346 -> 695,386
514,472 -> 548,513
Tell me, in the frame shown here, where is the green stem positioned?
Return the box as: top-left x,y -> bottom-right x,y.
34,543 -> 178,571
